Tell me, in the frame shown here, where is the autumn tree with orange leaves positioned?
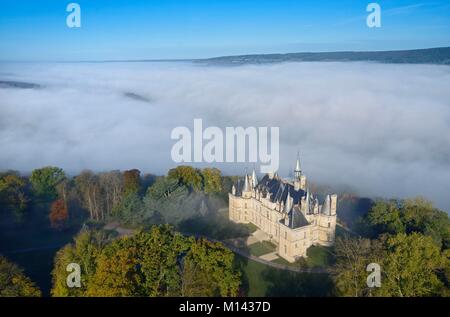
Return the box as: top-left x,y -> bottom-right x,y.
49,198 -> 69,230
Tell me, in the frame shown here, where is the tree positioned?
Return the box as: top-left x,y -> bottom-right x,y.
112,192 -> 144,225
0,172 -> 28,219
51,230 -> 111,296
182,238 -> 240,296
86,226 -> 189,296
86,236 -> 144,296
143,178 -> 204,225
75,170 -> 103,220
366,199 -> 405,235
402,197 -> 450,249
333,236 -> 383,297
0,256 -> 41,297
378,233 -> 447,297
98,171 -> 124,217
53,226 -> 241,297
30,166 -> 66,199
49,199 -> 69,230
168,166 -> 203,191
123,169 -> 141,196
365,197 -> 450,249
201,168 -> 222,193
146,177 -> 186,201
334,233 -> 449,297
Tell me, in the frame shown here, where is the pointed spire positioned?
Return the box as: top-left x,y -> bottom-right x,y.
284,190 -> 292,213
305,190 -> 310,213
252,168 -> 258,188
231,184 -> 236,195
243,174 -> 250,192
294,151 -> 302,179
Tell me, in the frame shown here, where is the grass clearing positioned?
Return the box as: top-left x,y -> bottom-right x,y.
248,241 -> 277,257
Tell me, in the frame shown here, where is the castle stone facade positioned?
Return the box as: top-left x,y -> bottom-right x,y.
229,157 -> 337,263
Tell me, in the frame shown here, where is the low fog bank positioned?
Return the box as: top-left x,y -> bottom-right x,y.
1,61 -> 450,211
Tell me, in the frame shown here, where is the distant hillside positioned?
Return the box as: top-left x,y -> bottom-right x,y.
198,47 -> 450,65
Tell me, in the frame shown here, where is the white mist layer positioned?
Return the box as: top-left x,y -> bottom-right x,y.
1,61 -> 450,211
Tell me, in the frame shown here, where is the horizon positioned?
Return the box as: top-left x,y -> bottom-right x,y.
1,45 -> 450,63
1,0 -> 450,61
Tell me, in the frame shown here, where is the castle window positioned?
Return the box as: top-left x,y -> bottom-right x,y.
284,245 -> 287,254
328,222 -> 331,228
304,232 -> 306,239
295,244 -> 298,248
285,232 -> 287,239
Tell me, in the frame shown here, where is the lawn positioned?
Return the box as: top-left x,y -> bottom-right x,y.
234,254 -> 335,296
248,241 -> 277,257
305,245 -> 335,268
270,245 -> 335,269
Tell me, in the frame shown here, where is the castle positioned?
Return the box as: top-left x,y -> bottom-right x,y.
229,156 -> 337,263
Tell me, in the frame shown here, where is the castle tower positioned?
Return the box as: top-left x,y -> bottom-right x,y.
330,194 -> 337,216
322,195 -> 331,215
242,174 -> 252,198
294,153 -> 307,191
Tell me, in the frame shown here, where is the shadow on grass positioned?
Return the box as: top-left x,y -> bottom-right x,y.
233,252 -> 335,297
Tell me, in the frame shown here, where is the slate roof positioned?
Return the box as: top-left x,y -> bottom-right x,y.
257,174 -> 306,205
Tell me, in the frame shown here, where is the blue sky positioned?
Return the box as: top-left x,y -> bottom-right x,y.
0,0 -> 449,61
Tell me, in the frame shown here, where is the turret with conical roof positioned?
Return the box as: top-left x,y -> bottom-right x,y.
242,174 -> 252,198
284,191 -> 293,213
322,195 -> 331,215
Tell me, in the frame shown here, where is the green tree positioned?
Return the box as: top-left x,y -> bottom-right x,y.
0,172 -> 28,219
112,192 -> 144,225
378,233 -> 447,297
333,236 -> 383,297
168,166 -> 203,191
146,177 -> 186,201
51,230 -> 111,296
182,238 -> 240,296
201,168 -> 222,193
53,226 -> 241,297
364,197 -> 450,249
366,199 -> 405,235
123,169 -> 141,196
143,177 -> 204,225
0,256 -> 41,297
403,198 -> 450,249
30,166 -> 66,199
86,236 -> 144,296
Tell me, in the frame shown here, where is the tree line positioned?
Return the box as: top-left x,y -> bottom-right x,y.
0,165 -> 235,229
334,197 -> 450,296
